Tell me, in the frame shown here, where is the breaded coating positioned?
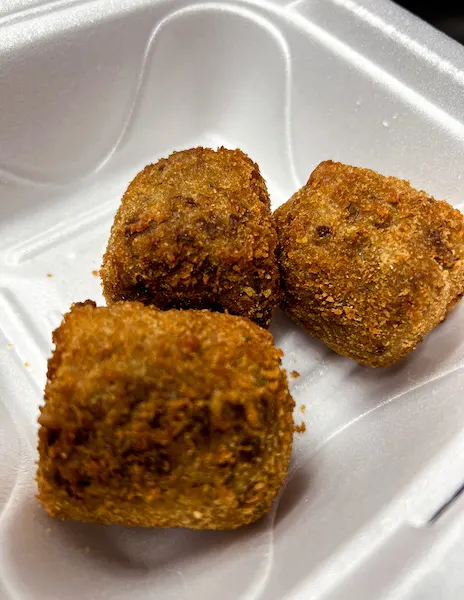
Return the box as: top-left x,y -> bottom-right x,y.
274,161 -> 464,367
101,147 -> 280,328
37,301 -> 294,529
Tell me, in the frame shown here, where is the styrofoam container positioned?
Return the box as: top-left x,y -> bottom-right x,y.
1,0 -> 464,598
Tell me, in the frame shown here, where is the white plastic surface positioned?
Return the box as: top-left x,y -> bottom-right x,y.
1,0 -> 464,598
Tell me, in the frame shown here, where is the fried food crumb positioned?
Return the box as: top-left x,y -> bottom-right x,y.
24,361 -> 30,368
46,273 -> 53,278
295,421 -> 306,434
7,344 -> 13,349
91,270 -> 99,277
300,404 -> 306,413
291,370 -> 300,378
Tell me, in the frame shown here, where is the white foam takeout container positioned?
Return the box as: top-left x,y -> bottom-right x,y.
1,0 -> 464,598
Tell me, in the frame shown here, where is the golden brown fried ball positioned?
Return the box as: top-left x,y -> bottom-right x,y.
37,301 -> 294,529
101,147 -> 280,328
274,160 -> 464,367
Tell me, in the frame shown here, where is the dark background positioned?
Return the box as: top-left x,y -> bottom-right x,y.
396,0 -> 464,45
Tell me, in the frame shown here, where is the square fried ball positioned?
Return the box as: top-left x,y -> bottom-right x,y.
274,161 -> 464,367
101,147 -> 280,328
37,301 -> 294,529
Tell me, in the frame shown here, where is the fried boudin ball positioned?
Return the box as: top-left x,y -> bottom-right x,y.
101,147 -> 280,328
37,301 -> 294,529
274,160 -> 464,367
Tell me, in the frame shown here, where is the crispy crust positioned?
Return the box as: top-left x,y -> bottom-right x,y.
37,301 -> 294,529
101,147 -> 280,328
274,160 -> 464,367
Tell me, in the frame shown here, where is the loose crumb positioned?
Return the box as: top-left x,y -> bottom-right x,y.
300,404 -> 306,413
24,361 -> 30,368
291,370 -> 300,379
7,343 -> 13,349
92,270 -> 99,277
46,273 -> 53,278
294,421 -> 306,434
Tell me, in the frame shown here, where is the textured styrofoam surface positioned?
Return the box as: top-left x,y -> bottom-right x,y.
1,0 -> 464,598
